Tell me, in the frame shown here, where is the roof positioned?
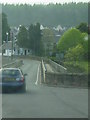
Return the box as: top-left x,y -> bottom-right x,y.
0,68 -> 21,71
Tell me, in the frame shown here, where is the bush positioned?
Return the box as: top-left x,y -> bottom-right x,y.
64,61 -> 88,73
64,44 -> 85,61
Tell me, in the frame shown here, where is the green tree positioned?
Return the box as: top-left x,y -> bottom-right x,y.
52,43 -> 58,57
2,13 -> 10,43
34,23 -> 42,56
28,24 -> 35,50
17,25 -> 28,48
76,22 -> 88,33
57,28 -> 83,53
28,23 -> 43,56
41,28 -> 55,56
64,44 -> 85,61
81,33 -> 88,60
2,3 -> 88,27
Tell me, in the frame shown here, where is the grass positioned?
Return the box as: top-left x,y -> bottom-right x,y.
49,56 -> 89,73
64,61 -> 89,74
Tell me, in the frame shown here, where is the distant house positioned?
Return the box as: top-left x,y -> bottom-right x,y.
2,41 -> 14,56
52,25 -> 67,44
2,41 -> 31,56
17,47 -> 31,56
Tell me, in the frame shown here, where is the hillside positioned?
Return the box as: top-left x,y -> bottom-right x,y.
2,3 -> 88,27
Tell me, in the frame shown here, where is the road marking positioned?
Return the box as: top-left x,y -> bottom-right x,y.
35,64 -> 40,85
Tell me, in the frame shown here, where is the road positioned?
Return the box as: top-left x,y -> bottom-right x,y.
2,59 -> 88,118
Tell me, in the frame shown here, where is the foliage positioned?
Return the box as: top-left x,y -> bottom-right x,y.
2,13 -> 10,43
49,56 -> 59,63
57,28 -> 83,53
81,33 -> 88,59
58,27 -> 88,73
17,23 -> 44,56
52,43 -> 58,57
41,28 -> 55,56
2,3 -> 88,27
88,35 -> 90,60
28,23 -> 43,56
76,22 -> 88,33
17,25 -> 28,48
64,44 -> 85,61
64,61 -> 88,73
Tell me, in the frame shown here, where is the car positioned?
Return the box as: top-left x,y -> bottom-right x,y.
0,68 -> 27,93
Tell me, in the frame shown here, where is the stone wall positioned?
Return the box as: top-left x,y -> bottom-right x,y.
45,72 -> 88,87
41,59 -> 88,88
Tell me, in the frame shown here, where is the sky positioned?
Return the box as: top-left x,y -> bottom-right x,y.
0,0 -> 89,5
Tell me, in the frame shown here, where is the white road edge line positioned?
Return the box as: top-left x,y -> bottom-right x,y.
35,64 -> 40,85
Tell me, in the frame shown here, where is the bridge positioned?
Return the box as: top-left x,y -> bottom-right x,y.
1,56 -> 88,118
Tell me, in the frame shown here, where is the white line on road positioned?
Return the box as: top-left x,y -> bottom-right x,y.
35,64 -> 40,85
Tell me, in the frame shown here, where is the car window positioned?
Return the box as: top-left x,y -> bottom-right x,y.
2,69 -> 21,77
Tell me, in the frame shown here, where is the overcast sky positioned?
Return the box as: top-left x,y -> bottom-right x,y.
0,0 -> 89,5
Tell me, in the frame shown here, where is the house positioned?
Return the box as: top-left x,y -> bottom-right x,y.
2,41 -> 31,56
2,41 -> 14,56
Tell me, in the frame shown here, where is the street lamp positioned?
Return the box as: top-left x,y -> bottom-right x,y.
6,32 -> 8,56
6,32 -> 8,43
10,30 -> 14,60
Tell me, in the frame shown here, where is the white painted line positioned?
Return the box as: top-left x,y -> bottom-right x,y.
35,64 -> 40,85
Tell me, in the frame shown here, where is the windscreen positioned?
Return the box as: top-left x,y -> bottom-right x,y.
2,69 -> 21,77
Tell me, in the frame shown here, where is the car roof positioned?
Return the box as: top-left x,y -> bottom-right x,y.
1,68 -> 21,71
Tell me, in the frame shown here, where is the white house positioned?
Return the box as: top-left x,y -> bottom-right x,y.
2,41 -> 31,56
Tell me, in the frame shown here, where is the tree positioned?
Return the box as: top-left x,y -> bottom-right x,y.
41,28 -> 55,56
76,22 -> 88,33
57,28 -> 83,53
17,25 -> 28,48
64,44 -> 85,61
52,43 -> 58,57
2,13 -> 10,43
2,3 -> 88,27
34,23 -> 42,56
28,24 -> 35,50
88,25 -> 90,34
80,33 -> 88,60
28,23 -> 43,56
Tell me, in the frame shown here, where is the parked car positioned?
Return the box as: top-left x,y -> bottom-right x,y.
0,68 -> 27,93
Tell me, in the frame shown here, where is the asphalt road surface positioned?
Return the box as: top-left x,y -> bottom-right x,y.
2,59 -> 88,118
